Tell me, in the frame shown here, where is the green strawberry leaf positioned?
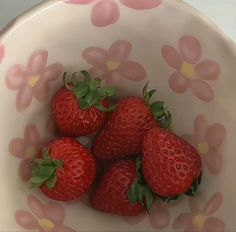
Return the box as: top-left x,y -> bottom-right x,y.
79,98 -> 90,109
95,102 -> 116,112
90,78 -> 102,90
45,175 -> 58,189
30,148 -> 63,189
97,87 -> 117,99
128,156 -> 156,212
128,181 -> 139,205
144,188 -> 155,213
73,83 -> 90,99
85,90 -> 100,106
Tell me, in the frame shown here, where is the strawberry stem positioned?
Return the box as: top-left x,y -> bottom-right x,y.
30,147 -> 63,189
63,71 -> 117,112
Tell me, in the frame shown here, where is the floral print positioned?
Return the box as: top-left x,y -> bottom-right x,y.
183,115 -> 226,175
173,192 -> 225,232
9,124 -> 46,181
162,35 -> 220,102
15,195 -> 76,232
65,0 -> 163,27
0,44 -> 5,64
123,200 -> 183,229
83,40 -> 146,85
5,50 -> 63,112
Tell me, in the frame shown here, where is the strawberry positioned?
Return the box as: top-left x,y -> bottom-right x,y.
52,71 -> 117,137
92,83 -> 172,160
90,160 -> 146,216
142,126 -> 202,198
30,138 -> 97,201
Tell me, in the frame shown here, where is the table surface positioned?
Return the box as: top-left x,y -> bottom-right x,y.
0,0 -> 236,41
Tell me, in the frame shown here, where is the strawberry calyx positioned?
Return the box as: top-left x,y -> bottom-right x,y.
30,147 -> 63,189
142,82 -> 172,129
63,71 -> 117,112
128,157 -> 156,213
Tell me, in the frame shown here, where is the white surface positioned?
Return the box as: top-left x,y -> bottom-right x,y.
0,0 -> 236,41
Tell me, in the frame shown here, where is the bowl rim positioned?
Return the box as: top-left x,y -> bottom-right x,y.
0,0 -> 236,51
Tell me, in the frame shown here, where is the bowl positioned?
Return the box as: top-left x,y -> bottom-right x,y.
0,0 -> 236,231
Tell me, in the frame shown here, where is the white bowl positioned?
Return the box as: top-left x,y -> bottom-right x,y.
0,0 -> 236,231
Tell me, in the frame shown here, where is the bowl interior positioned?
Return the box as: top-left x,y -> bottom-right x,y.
0,0 -> 236,231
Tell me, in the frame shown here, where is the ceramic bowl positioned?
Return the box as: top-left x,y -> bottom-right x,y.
0,0 -> 236,231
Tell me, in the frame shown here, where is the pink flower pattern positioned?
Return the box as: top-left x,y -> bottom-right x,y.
15,195 -> 76,232
83,40 -> 146,86
9,124 -> 47,181
0,44 -> 5,64
173,192 -> 225,232
123,200 -> 182,229
183,115 -> 226,175
64,0 -> 163,27
6,50 -> 63,112
162,35 -> 220,102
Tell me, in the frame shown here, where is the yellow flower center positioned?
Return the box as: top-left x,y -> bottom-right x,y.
106,60 -> 120,71
180,61 -> 195,79
38,218 -> 54,231
197,142 -> 209,156
193,214 -> 207,231
27,75 -> 40,87
26,146 -> 36,159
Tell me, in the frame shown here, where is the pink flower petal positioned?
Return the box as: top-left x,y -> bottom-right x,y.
91,0 -> 120,27
90,66 -> 108,78
149,202 -> 170,229
15,211 -> 38,229
120,0 -> 163,9
194,115 -> 207,142
189,194 -> 206,213
5,65 -> 27,90
9,138 -> 26,158
45,202 -> 65,223
104,72 -> 119,86
172,213 -> 193,229
118,60 -> 146,81
43,63 -> 63,82
178,35 -> 201,64
203,192 -> 223,215
204,217 -> 225,232
205,123 -> 226,149
169,72 -> 189,93
83,47 -> 108,67
123,213 -> 146,225
205,149 -> 222,174
33,80 -> 50,102
108,40 -> 132,62
28,50 -> 48,75
28,195 -> 46,219
16,86 -> 33,111
25,124 -> 41,147
195,60 -> 220,80
0,44 -> 5,63
64,0 -> 95,4
162,45 -> 182,70
190,80 -> 214,102
19,159 -> 34,181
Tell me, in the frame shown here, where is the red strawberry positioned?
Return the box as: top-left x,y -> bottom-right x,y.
52,71 -> 117,137
31,138 -> 97,201
92,83 -> 171,160
90,160 -> 145,216
142,126 -> 202,197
